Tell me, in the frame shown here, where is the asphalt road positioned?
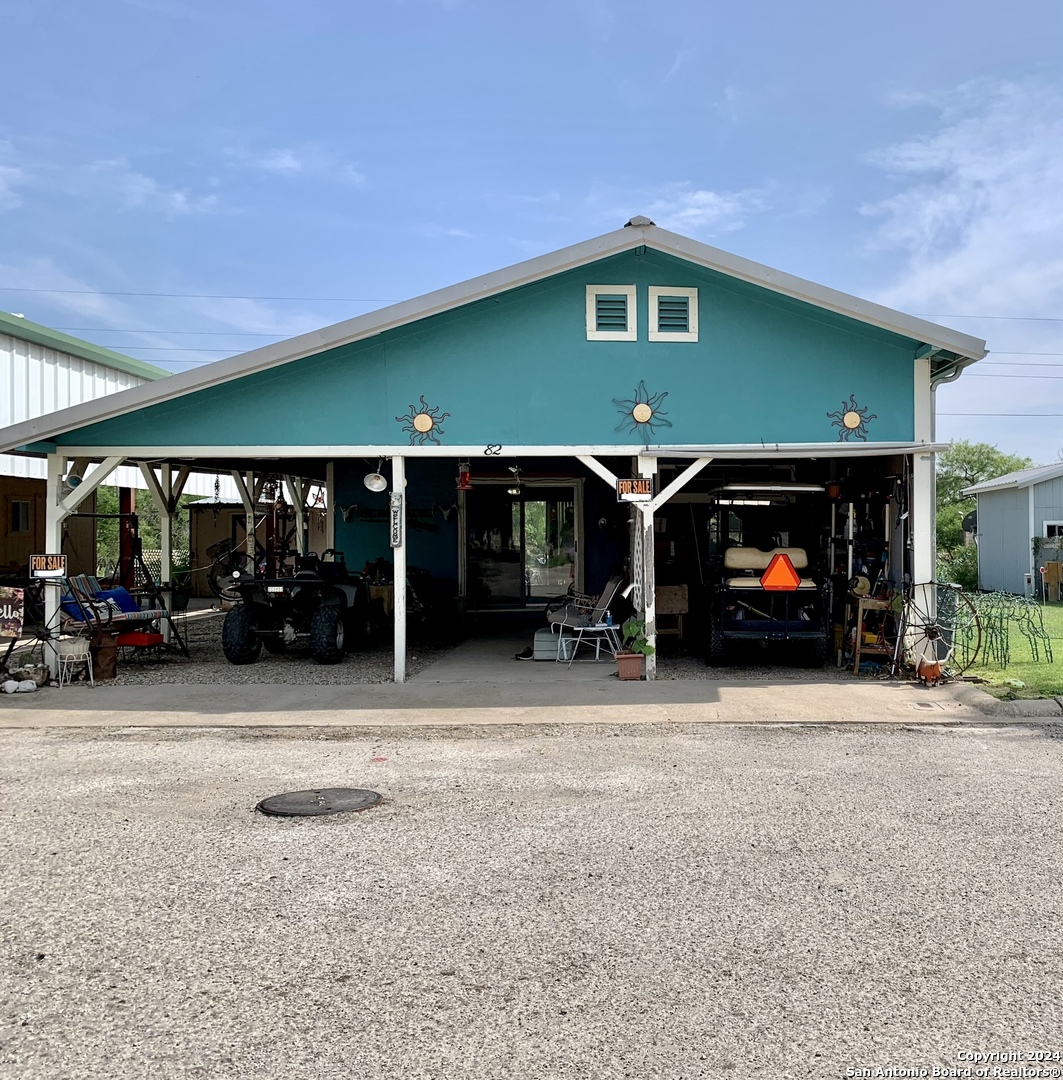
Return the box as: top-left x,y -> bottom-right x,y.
1,722 -> 1061,1080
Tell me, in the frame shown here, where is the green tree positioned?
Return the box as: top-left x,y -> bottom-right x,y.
937,440 -> 1032,588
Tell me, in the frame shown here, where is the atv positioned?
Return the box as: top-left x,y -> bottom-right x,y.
221,549 -> 374,665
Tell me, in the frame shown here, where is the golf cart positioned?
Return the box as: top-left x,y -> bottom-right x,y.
705,483 -> 829,667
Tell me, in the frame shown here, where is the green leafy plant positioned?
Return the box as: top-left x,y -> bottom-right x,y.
621,617 -> 655,656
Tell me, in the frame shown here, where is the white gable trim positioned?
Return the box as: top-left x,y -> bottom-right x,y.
0,223 -> 986,455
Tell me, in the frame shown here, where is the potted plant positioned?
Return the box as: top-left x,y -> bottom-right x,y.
616,617 -> 654,680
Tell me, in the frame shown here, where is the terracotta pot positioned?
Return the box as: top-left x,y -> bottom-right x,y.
615,651 -> 644,681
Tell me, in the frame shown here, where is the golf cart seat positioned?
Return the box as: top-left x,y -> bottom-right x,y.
723,547 -> 819,590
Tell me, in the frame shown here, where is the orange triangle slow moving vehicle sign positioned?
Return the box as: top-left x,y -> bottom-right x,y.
760,553 -> 801,591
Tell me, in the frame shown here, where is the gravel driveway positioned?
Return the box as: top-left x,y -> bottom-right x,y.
2,722 -> 1061,1079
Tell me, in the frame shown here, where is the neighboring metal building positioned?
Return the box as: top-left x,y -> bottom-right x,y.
963,463 -> 1063,594
0,220 -> 988,680
1,310 -> 240,573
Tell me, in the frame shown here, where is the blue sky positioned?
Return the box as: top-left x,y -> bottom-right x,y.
2,0 -> 1062,462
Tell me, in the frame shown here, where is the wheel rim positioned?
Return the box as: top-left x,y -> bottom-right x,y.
335,618 -> 345,652
901,583 -> 982,676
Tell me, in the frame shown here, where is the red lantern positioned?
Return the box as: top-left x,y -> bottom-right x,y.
457,464 -> 473,491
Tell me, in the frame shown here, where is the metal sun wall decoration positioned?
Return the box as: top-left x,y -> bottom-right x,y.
396,395 -> 450,445
614,380 -> 672,434
827,394 -> 877,441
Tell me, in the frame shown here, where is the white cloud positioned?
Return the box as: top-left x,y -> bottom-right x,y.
227,143 -> 366,187
864,80 -> 1063,464
88,159 -> 220,217
864,80 -> 1063,317
0,142 -> 25,212
645,183 -> 766,234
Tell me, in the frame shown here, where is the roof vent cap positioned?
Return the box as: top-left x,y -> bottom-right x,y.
625,215 -> 655,227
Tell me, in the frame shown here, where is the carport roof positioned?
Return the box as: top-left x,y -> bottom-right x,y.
0,220 -> 988,455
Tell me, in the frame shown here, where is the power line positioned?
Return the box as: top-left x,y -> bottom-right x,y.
53,327 -> 283,337
915,313 -> 1063,322
965,372 -> 1063,379
0,287 -> 392,302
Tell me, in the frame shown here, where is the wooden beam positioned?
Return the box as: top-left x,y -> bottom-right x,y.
576,454 -> 620,491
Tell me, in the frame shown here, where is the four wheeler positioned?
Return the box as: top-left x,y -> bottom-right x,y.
221,549 -> 373,665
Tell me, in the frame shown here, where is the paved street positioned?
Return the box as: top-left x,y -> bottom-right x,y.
2,722 -> 1061,1079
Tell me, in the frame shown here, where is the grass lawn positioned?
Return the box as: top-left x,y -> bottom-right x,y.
965,600 -> 1063,699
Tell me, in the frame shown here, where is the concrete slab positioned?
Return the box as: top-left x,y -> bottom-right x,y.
3,619 -> 1051,727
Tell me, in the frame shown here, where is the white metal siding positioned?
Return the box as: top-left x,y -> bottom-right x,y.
0,329 -> 237,497
977,488 -> 1032,594
1033,477 -> 1063,534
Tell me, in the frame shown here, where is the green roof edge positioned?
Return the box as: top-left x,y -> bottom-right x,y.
0,310 -> 170,381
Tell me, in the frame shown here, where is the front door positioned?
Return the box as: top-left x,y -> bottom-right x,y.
466,485 -> 577,607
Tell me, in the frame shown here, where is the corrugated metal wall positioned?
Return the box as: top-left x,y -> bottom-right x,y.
1033,477 -> 1063,534
0,329 -> 236,497
977,487 -> 1031,594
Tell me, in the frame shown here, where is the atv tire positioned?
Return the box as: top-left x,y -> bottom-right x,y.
222,604 -> 262,665
310,605 -> 346,665
799,636 -> 828,669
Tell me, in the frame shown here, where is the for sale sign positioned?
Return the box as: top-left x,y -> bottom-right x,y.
0,587 -> 25,640
30,554 -> 67,579
616,478 -> 654,503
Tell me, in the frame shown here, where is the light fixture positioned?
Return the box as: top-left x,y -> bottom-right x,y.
457,462 -> 473,491
363,459 -> 387,492
716,482 -> 825,493
507,487 -> 521,496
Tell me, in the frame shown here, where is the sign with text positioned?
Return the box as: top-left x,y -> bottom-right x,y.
0,587 -> 25,640
389,493 -> 403,548
30,554 -> 67,579
616,478 -> 654,503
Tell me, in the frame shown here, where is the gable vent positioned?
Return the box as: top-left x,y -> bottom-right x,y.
595,294 -> 629,332
586,284 -> 637,341
648,286 -> 698,342
656,296 -> 689,334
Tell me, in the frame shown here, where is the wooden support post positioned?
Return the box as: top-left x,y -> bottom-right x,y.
118,487 -> 136,589
391,456 -> 406,684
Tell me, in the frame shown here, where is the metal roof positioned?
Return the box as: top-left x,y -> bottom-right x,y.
0,222 -> 988,455
0,310 -> 169,381
962,462 -> 1063,496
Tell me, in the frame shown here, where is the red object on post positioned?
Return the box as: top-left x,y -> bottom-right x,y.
760,553 -> 801,591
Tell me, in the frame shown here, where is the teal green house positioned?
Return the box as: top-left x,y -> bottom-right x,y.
0,218 -> 987,680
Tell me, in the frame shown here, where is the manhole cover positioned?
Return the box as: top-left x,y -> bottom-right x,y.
256,787 -> 383,817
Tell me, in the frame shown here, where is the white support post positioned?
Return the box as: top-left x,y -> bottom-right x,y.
43,453 -> 67,676
392,456 -> 407,684
231,470 -> 257,562
58,456 -> 125,516
638,455 -> 658,680
325,462 -> 336,551
576,454 -> 620,491
140,462 -> 175,639
283,476 -> 308,556
912,356 -> 934,586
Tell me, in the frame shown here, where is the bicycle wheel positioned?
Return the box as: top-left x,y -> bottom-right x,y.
900,583 -> 981,676
209,551 -> 253,600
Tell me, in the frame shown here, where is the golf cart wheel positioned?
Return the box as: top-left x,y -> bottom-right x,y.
707,618 -> 726,667
221,604 -> 262,665
799,636 -> 827,669
310,605 -> 346,665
